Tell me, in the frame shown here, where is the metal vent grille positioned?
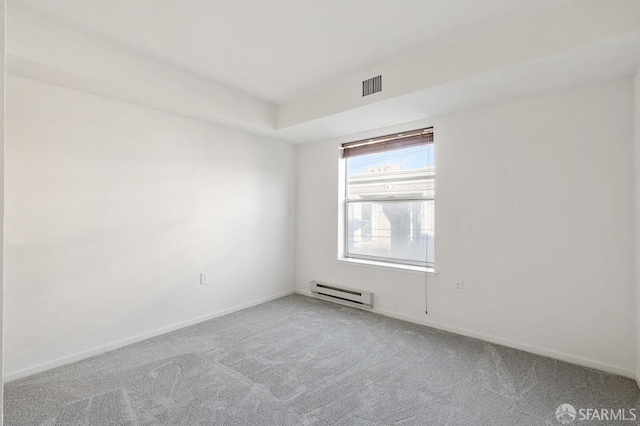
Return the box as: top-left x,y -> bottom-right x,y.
362,75 -> 382,97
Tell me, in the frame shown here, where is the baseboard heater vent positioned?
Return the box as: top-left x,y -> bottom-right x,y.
310,281 -> 373,309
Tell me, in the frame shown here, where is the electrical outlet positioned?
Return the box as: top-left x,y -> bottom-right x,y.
455,281 -> 464,293
200,273 -> 208,286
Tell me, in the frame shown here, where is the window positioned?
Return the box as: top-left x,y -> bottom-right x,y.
342,128 -> 434,268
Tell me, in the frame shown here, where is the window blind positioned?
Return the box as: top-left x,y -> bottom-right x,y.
341,127 -> 433,158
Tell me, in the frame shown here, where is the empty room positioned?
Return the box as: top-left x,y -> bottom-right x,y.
3,0 -> 640,425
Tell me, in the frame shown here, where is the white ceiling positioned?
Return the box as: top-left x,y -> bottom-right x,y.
9,0 -> 569,103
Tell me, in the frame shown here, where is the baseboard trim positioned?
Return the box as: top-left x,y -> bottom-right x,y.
296,289 -> 635,379
5,289 -> 295,383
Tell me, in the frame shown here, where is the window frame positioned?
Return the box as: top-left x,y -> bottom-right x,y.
341,128 -> 434,269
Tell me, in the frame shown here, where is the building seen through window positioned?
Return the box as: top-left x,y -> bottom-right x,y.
344,134 -> 434,267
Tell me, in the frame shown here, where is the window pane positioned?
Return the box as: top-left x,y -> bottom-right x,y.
345,143 -> 434,267
347,200 -> 434,266
347,145 -> 434,200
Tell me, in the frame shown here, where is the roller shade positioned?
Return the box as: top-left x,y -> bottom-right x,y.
341,127 -> 433,158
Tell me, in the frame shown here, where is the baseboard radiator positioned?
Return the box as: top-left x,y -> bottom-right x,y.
310,281 -> 373,309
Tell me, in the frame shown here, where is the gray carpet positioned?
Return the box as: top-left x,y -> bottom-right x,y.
4,294 -> 640,425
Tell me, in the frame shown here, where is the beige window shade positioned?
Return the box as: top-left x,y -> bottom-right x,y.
341,127 -> 433,158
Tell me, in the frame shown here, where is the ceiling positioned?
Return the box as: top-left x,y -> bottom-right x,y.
9,0 -> 569,103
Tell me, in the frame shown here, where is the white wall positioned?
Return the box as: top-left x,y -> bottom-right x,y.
634,68 -> 640,385
5,75 -> 296,378
1,0 -> 5,422
297,78 -> 636,377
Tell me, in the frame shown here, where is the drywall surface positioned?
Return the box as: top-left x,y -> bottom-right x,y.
7,7 -> 277,139
5,75 -> 296,377
296,78 -> 636,377
279,1 -> 640,128
635,68 -> 640,385
0,0 -> 5,421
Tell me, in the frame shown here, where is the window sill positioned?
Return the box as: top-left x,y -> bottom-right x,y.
335,257 -> 437,276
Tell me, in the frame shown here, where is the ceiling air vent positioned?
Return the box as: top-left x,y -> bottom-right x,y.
362,75 -> 382,97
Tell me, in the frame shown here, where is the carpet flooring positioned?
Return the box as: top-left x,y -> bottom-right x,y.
4,294 -> 640,425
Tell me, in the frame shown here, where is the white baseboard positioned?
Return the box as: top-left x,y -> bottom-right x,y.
5,289 -> 295,382
296,289 -> 635,379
